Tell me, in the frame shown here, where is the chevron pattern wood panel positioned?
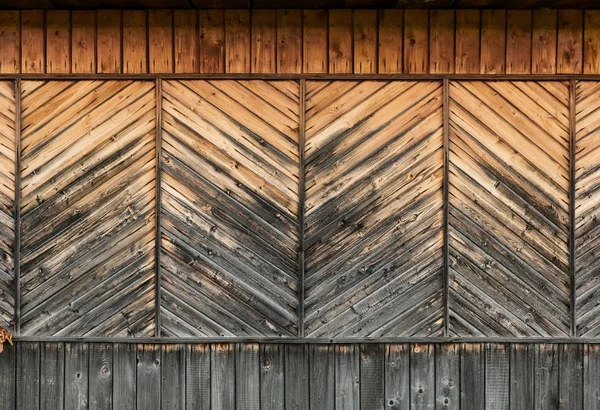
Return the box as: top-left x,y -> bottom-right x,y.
448,81 -> 571,336
575,81 -> 600,337
0,82 -> 15,331
160,80 -> 300,337
20,80 -> 156,336
304,80 -> 445,338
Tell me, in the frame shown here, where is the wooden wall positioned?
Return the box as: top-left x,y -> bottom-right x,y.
1,9 -> 600,75
1,341 -> 599,409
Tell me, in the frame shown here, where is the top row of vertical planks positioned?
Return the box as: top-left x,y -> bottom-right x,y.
1,9 -> 600,74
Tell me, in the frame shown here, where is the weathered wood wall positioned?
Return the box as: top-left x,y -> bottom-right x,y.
1,341 -> 599,409
1,9 -> 600,75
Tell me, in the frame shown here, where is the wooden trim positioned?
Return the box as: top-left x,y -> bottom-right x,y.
442,77 -> 449,337
570,79 -> 576,338
298,79 -> 306,338
13,78 -> 20,336
154,78 -> 162,337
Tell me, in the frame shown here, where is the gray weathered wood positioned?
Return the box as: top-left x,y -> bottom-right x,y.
559,344 -> 583,410
584,344 -> 600,410
64,343 -> 88,410
17,342 -> 40,410
285,344 -> 309,410
411,344 -> 435,409
460,343 -> 485,410
485,344 -> 509,410
89,343 -> 113,410
436,344 -> 459,410
260,344 -> 284,410
385,344 -> 409,410
162,344 -> 186,410
211,343 -> 235,410
360,344 -> 384,410
534,344 -> 559,410
40,342 -> 64,410
236,343 -> 260,410
309,344 -> 335,409
137,344 -> 161,410
186,344 -> 210,410
113,343 -> 136,410
0,342 -> 16,410
509,344 -> 534,410
335,345 -> 359,410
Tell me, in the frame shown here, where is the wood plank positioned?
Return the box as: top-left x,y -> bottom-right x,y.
485,344 -> 509,409
0,341 -> 15,410
480,9 -> 506,74
334,345 -> 359,410
461,344 -> 485,410
532,9 -> 557,74
303,9 -> 328,73
309,345 -> 334,409
584,344 -> 600,410
149,10 -> 174,73
123,10 -> 148,74
260,344 -> 284,410
236,343 -> 260,410
162,345 -> 185,410
404,9 -> 429,73
329,9 -> 352,73
40,342 -> 65,410
276,10 -> 302,74
137,344 -> 161,410
0,11 -> 19,73
385,344 -> 409,410
46,11 -> 70,74
455,10 -> 480,74
436,344 -> 459,410
200,10 -> 225,73
89,343 -> 113,409
353,9 -> 378,74
174,10 -> 199,73
64,344 -> 88,410
411,344 -> 435,409
211,344 -> 235,410
510,344 -> 534,410
71,11 -> 95,73
377,10 -> 403,73
21,10 -> 45,74
506,10 -> 532,74
225,10 -> 251,73
559,344 -> 583,410
251,10 -> 276,74
285,344 -> 309,410
584,11 -> 600,74
534,344 -> 559,410
557,9 -> 583,74
113,343 -> 136,410
186,344 -> 211,410
17,342 -> 40,410
97,10 -> 122,73
429,9 -> 455,73
360,344 -> 384,410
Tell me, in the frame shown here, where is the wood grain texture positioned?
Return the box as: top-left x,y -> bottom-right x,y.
21,10 -> 44,74
225,10 -> 251,74
353,10 -> 378,74
448,81 -> 571,336
532,9 -> 557,74
584,11 -> 600,74
64,343 -> 88,410
506,10 -> 532,74
251,10 -> 277,74
0,341 -> 16,410
160,80 -> 300,337
377,10 -> 403,74
329,10 -> 353,74
276,10 -> 302,74
0,12 -> 20,73
174,10 -> 199,74
455,10 -> 480,74
557,9 -> 583,74
303,9 -> 328,74
404,10 -> 429,74
304,80 -> 444,338
430,9 -> 455,74
123,11 -> 148,74
480,10 -> 506,74
45,11 -> 70,74
97,10 -> 122,74
385,344 -> 409,409
19,80 -> 156,336
71,11 -> 95,74
200,10 -> 225,74
149,10 -> 174,74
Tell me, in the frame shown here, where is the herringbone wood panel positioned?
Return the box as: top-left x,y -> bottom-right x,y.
0,82 -> 14,331
160,80 -> 300,337
20,80 -> 156,336
304,80 -> 445,338
448,81 -> 571,336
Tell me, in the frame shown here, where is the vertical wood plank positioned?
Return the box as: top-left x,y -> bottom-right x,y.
353,9 -> 377,74
361,344 -> 384,410
96,10 -> 122,73
113,343 -> 136,410
251,10 -> 276,74
186,344 -> 210,410
122,10 -> 147,74
584,344 -> 600,410
411,344 -> 435,409
309,345 -> 334,409
485,344 -> 509,410
211,344 -> 235,410
45,10 -> 70,74
559,344 -> 583,410
162,345 -> 185,410
276,10 -> 302,74
64,344 -> 88,410
584,11 -> 600,74
461,344 -> 485,410
335,345 -> 359,410
506,10 -> 532,74
174,10 -> 199,73
199,10 -> 225,74
137,344 -> 161,410
21,10 -> 45,74
329,9 -> 352,74
534,344 -> 559,410
225,10 -> 251,73
40,343 -> 64,410
0,341 -> 15,410
303,9 -> 328,73
404,9 -> 429,74
385,344 -> 409,410
0,11 -> 19,73
430,9 -> 455,74
71,11 -> 95,73
236,343 -> 260,410
260,344 -> 284,410
480,10 -> 506,74
17,342 -> 40,410
558,9 -> 583,74
89,343 -> 113,410
510,344 -> 534,410
455,10 -> 480,74
532,9 -> 557,74
436,344 -> 459,410
149,10 -> 173,73
377,10 -> 402,73
285,344 -> 309,410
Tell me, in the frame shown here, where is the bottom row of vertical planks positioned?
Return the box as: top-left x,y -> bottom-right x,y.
0,342 -> 598,409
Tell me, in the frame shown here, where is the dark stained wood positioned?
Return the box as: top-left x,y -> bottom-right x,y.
534,344 -> 559,409
149,10 -> 174,74
251,10 -> 277,74
137,344 -> 160,410
558,9 -> 583,74
186,344 -> 210,410
532,9 -> 557,74
40,342 -> 65,410
353,10 -> 378,74
0,343 -> 16,410
277,10 -> 302,74
21,10 -> 44,74
328,9 -> 353,74
404,9 -> 429,73
71,11 -> 95,73
199,10 -> 225,73
559,344 -> 583,410
123,10 -> 148,74
0,12 -> 20,73
584,344 -> 600,410
260,344 -> 284,410
161,344 -> 185,410
455,10 -> 480,74
96,10 -> 122,74
64,343 -> 88,410
89,343 -> 113,410
303,9 -> 328,73
480,9 -> 506,74
377,10 -> 403,73
225,9 -> 251,73
17,342 -> 40,410
360,344 -> 384,410
430,9 -> 454,74
174,10 -> 199,73
506,10 -> 532,74
45,11 -> 70,74
285,344 -> 309,410
309,345 -> 334,409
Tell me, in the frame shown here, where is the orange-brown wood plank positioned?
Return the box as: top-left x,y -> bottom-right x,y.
584,10 -> 600,74
480,10 -> 506,74
174,10 -> 199,73
557,9 -> 583,74
353,10 -> 378,74
149,10 -> 173,74
377,10 -> 402,74
532,9 -> 557,74
276,10 -> 302,74
46,11 -> 70,74
97,10 -> 122,74
506,10 -> 532,74
71,11 -> 95,74
429,9 -> 454,74
455,10 -> 480,74
21,10 -> 45,74
303,9 -> 327,73
404,9 -> 429,74
251,10 -> 276,74
123,11 -> 147,74
329,10 -> 352,74
0,11 -> 20,73
199,10 -> 225,74
225,10 -> 250,74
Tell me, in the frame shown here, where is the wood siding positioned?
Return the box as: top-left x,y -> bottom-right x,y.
0,9 -> 599,75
